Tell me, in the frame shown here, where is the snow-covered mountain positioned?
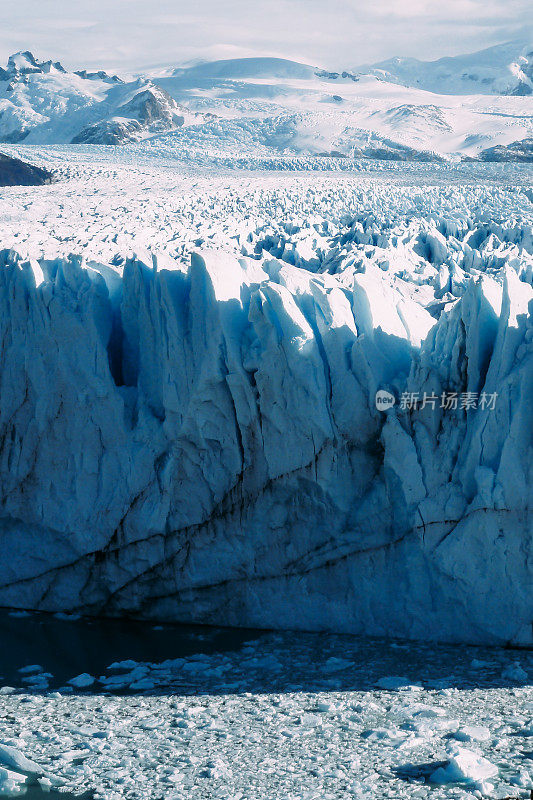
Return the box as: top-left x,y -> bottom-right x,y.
1,47 -> 532,158
172,56 -> 317,81
0,51 -> 191,144
360,41 -> 533,96
151,51 -> 532,160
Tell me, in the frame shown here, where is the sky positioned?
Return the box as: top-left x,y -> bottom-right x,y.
0,0 -> 531,73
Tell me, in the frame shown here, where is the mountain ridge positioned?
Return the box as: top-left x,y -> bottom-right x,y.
0,46 -> 531,158
357,40 -> 533,95
0,51 -> 191,145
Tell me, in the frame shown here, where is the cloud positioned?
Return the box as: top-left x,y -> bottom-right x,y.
0,0 -> 530,73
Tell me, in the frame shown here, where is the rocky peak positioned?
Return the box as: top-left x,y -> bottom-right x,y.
1,51 -> 67,81
74,69 -> 123,84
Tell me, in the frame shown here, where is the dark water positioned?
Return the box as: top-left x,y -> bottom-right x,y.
0,608 -> 264,691
1,607 -> 530,699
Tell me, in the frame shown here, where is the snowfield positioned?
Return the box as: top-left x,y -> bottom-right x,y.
0,144 -> 531,647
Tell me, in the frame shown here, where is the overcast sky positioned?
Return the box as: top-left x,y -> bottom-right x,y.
1,0 -> 531,73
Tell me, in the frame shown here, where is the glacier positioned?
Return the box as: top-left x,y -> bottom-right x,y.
1,32 -> 532,800
0,198 -> 531,645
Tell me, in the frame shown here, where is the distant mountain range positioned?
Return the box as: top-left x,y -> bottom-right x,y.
0,44 -> 531,159
359,41 -> 533,96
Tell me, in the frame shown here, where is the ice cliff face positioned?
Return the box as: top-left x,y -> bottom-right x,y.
0,241 -> 531,645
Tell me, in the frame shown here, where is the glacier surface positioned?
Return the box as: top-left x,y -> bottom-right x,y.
0,157 -> 531,645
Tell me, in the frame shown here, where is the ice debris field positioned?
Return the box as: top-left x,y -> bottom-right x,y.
0,609 -> 531,800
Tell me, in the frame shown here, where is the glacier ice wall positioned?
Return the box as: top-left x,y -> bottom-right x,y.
0,245 -> 531,645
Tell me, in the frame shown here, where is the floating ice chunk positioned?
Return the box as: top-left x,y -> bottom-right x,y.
21,675 -> 50,691
297,713 -> 322,728
67,673 -> 95,688
349,779 -> 377,798
130,678 -> 155,691
408,716 -> 460,735
375,676 -> 421,691
315,700 -> 338,713
430,748 -> 498,784
201,758 -> 231,779
502,663 -> 528,682
123,667 -> 149,682
452,725 -> 491,742
0,743 -> 44,778
397,735 -> 429,750
470,659 -> 493,669
475,780 -> 495,796
181,661 -> 209,673
411,706 -> 446,718
107,660 -> 139,671
0,766 -> 27,795
98,674 -> 133,689
323,657 -> 354,673
361,727 -> 408,745
509,769 -> 532,789
18,665 -> 43,674
59,749 -> 92,763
